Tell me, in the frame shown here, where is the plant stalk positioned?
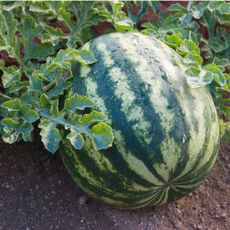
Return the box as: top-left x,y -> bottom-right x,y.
0,92 -> 12,100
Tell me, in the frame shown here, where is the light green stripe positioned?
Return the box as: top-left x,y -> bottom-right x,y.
96,42 -> 152,145
114,130 -> 164,186
84,77 -> 110,123
115,33 -> 182,181
174,87 -> 215,179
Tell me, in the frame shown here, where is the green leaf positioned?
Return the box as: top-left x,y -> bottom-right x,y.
191,2 -> 209,19
39,94 -> 50,110
1,99 -> 21,112
185,66 -> 201,76
204,64 -> 222,74
179,13 -> 192,28
163,34 -> 183,49
202,11 -> 217,38
1,11 -> 17,47
18,16 -> 55,63
203,71 -> 214,85
183,53 -> 203,66
30,43 -> 55,60
41,26 -> 66,46
213,73 -> 226,87
58,7 -> 76,32
168,3 -> 188,14
209,36 -> 228,53
6,82 -> 30,94
219,120 -> 230,141
46,79 -> 72,99
126,1 -> 149,23
204,64 -> 226,87
208,1 -> 223,11
1,99 -> 39,123
186,70 -> 214,88
111,1 -> 124,17
91,122 -> 114,150
64,94 -> 95,111
67,131 -> 84,149
80,111 -> 107,126
1,66 -> 21,88
38,119 -> 61,153
1,118 -> 33,142
0,107 -> 8,118
77,50 -> 97,65
20,91 -> 39,104
1,126 -> 20,144
19,105 -> 39,123
30,71 -> 43,92
0,11 -> 21,62
29,1 -> 55,14
218,3 -> 230,15
114,18 -> 133,32
50,100 -> 62,117
213,57 -> 229,68
214,10 -> 230,25
52,49 -> 97,68
178,39 -> 200,56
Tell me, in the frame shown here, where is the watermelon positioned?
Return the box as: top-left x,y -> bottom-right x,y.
60,32 -> 220,209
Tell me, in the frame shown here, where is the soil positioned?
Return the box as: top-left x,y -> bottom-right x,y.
0,132 -> 229,230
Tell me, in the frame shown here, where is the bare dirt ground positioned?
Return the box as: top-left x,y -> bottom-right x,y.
0,133 -> 229,230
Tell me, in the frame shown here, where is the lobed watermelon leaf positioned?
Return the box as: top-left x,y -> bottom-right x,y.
0,18 -> 114,153
91,122 -> 114,150
38,119 -> 62,154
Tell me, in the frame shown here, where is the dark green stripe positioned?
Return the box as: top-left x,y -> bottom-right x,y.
60,140 -> 159,207
140,36 -> 192,181
174,146 -> 217,185
148,188 -> 167,206
173,91 -> 219,184
167,186 -> 195,203
87,38 -> 166,182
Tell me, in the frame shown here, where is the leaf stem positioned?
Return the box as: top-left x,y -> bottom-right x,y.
187,1 -> 193,11
43,82 -> 56,92
0,92 -> 12,100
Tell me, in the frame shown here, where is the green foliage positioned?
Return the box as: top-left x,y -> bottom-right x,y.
0,1 -> 118,153
0,0 -> 229,152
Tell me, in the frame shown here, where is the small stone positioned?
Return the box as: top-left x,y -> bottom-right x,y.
78,195 -> 88,205
221,213 -> 227,218
175,203 -> 180,209
174,221 -> 183,229
220,202 -> 227,208
175,208 -> 182,215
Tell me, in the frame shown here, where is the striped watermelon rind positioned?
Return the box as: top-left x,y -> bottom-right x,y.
60,32 -> 220,209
